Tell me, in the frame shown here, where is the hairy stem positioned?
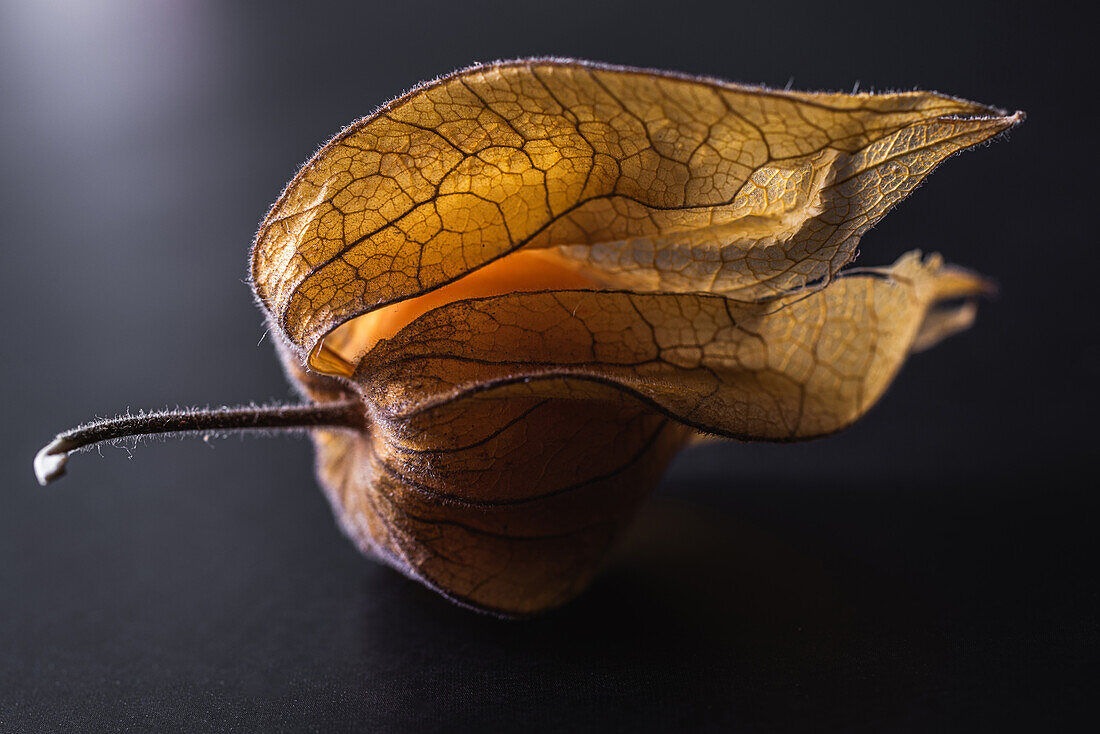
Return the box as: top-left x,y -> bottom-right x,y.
34,400 -> 364,486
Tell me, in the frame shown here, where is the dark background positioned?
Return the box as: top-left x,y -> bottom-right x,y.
1,0 -> 1094,731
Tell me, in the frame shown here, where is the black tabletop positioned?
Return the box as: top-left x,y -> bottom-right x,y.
1,1 -> 1094,731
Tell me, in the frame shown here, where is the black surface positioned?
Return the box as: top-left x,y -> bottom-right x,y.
1,1 -> 1094,731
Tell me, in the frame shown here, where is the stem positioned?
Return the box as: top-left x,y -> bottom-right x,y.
34,400 -> 364,486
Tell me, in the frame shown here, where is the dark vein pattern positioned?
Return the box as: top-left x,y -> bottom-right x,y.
252,59 -> 1017,354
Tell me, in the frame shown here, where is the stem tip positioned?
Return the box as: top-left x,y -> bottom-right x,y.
34,437 -> 77,486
